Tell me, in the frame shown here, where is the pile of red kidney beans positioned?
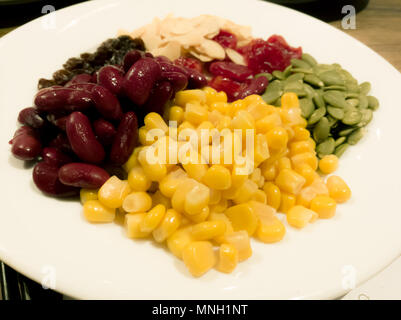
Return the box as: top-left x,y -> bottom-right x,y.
10,44 -> 208,197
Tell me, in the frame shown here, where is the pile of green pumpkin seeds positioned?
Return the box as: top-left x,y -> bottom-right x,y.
259,53 -> 379,158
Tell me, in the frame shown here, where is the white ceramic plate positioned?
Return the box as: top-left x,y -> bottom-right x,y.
1,0 -> 401,300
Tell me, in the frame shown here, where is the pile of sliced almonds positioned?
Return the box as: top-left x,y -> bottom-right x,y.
119,14 -> 252,63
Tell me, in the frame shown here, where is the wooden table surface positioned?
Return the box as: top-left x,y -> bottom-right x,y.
1,0 -> 400,72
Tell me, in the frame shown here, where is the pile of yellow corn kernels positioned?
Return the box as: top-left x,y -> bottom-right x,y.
80,87 -> 351,277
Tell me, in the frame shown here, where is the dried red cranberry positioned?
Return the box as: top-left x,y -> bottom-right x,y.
174,57 -> 203,73
209,61 -> 252,82
209,76 -> 242,102
212,30 -> 237,49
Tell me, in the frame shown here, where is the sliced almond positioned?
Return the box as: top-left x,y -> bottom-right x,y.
151,41 -> 182,61
197,39 -> 225,60
225,48 -> 246,66
189,50 -> 214,62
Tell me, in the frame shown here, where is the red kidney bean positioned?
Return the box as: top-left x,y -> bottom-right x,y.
91,85 -> 122,121
93,119 -> 116,146
97,65 -> 125,96
144,52 -> 154,58
158,62 -> 188,76
142,81 -> 173,115
34,87 -> 93,113
18,107 -> 45,129
42,147 -> 72,167
66,112 -> 105,164
48,133 -> 73,153
123,57 -> 161,105
161,71 -> 188,93
47,114 -> 68,131
110,112 -> 138,165
66,73 -> 93,86
10,126 -> 42,160
238,76 -> 269,99
33,162 -> 78,197
209,61 -> 252,82
186,68 -> 208,89
122,50 -> 143,73
65,82 -> 97,91
58,163 -> 110,188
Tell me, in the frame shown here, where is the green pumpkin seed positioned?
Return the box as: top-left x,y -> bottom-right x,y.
299,98 -> 315,118
303,83 -> 317,99
308,106 -> 326,125
323,85 -> 347,91
359,82 -> 371,95
339,127 -> 356,136
347,128 -> 365,145
302,53 -> 317,66
304,74 -> 324,88
323,91 -> 348,109
319,70 -> 345,86
327,115 -> 338,127
255,73 -> 273,81
291,68 -> 314,74
286,73 -> 304,83
313,92 -> 326,109
342,109 -> 362,125
291,58 -> 312,69
345,82 -> 360,93
334,143 -> 349,157
367,95 -> 379,110
335,136 -> 346,147
357,109 -> 373,127
358,95 -> 368,109
346,92 -> 360,99
313,64 -> 335,75
272,70 -> 286,80
261,90 -> 281,104
316,137 -> 335,156
313,117 -> 330,142
284,80 -> 303,92
346,98 -> 359,108
283,65 -> 293,77
327,106 -> 345,120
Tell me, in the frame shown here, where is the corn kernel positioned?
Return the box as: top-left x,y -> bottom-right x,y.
281,92 -> 299,109
144,112 -> 168,134
263,182 -> 281,210
287,205 -> 318,228
230,110 -> 255,131
171,178 -> 197,213
319,155 -> 339,174
203,165 -> 232,190
122,191 -> 152,213
223,231 -> 252,262
204,86 -> 227,104
80,188 -> 98,204
251,189 -> 267,203
217,243 -> 238,273
182,241 -> 216,277
294,163 -> 318,186
208,212 -> 234,244
243,94 -> 265,106
291,152 -> 318,170
278,157 -> 292,171
182,162 -> 208,182
289,140 -> 315,157
185,182 -> 210,215
159,168 -> 188,198
255,113 -> 282,134
310,195 -> 337,219
266,126 -> 288,150
247,101 -> 271,119
191,220 -> 226,240
178,121 -> 195,136
123,147 -> 142,172
216,115 -> 232,131
128,166 -> 151,192
184,102 -> 208,125
167,226 -> 193,259
209,188 -> 222,205
187,206 -> 210,223
233,179 -> 258,204
125,213 -> 150,238
256,216 -> 286,243
293,126 -> 310,141
210,198 -> 228,214
169,106 -> 184,124
326,175 -> 351,203
261,161 -> 277,181
140,204 -> 166,233
175,89 -> 206,106
254,133 -> 270,165
279,192 -> 296,213
231,165 -> 248,187
296,186 -> 317,208
98,176 -> 131,209
225,202 -> 259,236
275,169 -> 306,195
209,102 -> 230,115
153,208 -> 181,242
83,200 -> 115,222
